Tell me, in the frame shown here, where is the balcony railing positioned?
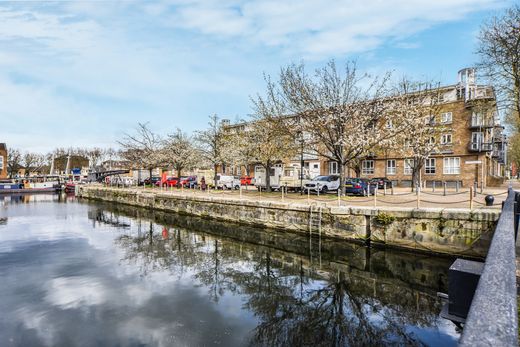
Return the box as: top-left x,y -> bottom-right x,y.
469,119 -> 494,129
468,142 -> 493,152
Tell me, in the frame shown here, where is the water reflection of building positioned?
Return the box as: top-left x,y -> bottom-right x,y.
99,203 -> 457,346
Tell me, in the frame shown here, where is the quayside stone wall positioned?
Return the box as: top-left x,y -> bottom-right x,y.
78,186 -> 500,257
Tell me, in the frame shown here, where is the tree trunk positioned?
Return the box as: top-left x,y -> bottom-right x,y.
265,161 -> 272,192
213,163 -> 218,183
149,168 -> 153,184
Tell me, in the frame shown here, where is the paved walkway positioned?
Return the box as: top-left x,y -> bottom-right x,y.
106,180 -> 519,210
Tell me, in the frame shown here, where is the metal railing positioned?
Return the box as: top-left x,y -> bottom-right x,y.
458,188 -> 519,346
468,142 -> 493,152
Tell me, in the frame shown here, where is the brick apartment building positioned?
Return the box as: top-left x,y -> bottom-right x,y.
225,68 -> 507,188
0,143 -> 7,179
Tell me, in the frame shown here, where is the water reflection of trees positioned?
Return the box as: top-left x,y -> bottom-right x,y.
91,203 -> 452,346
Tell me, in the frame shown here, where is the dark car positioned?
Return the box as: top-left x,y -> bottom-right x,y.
344,178 -> 376,196
142,176 -> 160,186
179,175 -> 198,188
370,177 -> 393,189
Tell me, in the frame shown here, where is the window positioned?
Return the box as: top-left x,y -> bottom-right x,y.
471,112 -> 483,127
425,158 -> 436,174
441,133 -> 452,144
427,136 -> 435,145
329,161 -> 340,175
404,159 -> 414,175
441,112 -> 452,123
362,160 -> 374,175
386,119 -> 393,129
386,160 -> 396,175
443,157 -> 461,174
0,156 -> 3,170
471,132 -> 483,150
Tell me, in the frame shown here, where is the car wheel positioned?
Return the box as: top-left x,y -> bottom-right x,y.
234,185 -> 240,190
321,186 -> 328,194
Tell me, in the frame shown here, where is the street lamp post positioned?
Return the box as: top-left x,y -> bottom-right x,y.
298,131 -> 304,195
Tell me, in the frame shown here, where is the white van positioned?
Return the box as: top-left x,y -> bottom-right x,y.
254,165 -> 282,190
215,175 -> 241,190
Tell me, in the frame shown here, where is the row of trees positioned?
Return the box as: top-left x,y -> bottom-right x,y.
6,147 -> 119,178
119,60 -> 444,194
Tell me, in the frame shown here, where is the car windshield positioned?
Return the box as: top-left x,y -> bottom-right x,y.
314,176 -> 329,181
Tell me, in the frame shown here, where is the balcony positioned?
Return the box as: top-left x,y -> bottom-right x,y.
468,119 -> 494,129
468,142 -> 493,152
492,150 -> 505,163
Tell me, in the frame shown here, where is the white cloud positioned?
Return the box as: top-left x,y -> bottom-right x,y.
166,0 -> 505,58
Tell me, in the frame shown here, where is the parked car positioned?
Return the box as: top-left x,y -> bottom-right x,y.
179,175 -> 198,188
216,175 -> 241,190
370,177 -> 393,189
240,176 -> 254,186
304,175 -> 340,193
156,177 -> 179,187
344,178 -> 376,196
143,176 -> 160,186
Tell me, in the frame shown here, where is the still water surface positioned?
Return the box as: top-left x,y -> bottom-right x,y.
0,194 -> 459,346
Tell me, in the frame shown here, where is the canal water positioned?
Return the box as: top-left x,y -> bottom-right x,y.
0,194 -> 460,346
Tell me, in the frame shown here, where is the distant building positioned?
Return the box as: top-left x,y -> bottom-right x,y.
0,143 -> 7,179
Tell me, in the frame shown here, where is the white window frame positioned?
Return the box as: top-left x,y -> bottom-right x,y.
471,132 -> 483,150
329,161 -> 340,175
440,112 -> 452,123
425,158 -> 436,175
443,157 -> 461,175
386,160 -> 396,175
0,156 -> 3,170
471,112 -> 483,127
362,160 -> 374,175
441,133 -> 452,144
404,159 -> 414,175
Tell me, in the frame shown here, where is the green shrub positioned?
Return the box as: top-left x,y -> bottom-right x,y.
375,212 -> 395,226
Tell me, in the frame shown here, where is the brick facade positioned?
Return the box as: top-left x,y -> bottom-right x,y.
0,143 -> 7,179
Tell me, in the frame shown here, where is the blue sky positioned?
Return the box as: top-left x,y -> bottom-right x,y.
0,0 -> 513,152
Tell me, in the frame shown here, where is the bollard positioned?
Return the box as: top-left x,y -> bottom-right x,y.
433,181 -> 436,192
239,185 -> 242,200
307,187 -> 310,203
317,183 -> 320,197
443,182 -> 447,196
456,181 -> 460,192
383,182 -> 387,196
337,189 -> 341,207
480,180 -> 484,194
281,186 -> 284,202
391,185 -> 394,195
470,187 -> 473,209
373,186 -> 377,208
474,181 -> 478,195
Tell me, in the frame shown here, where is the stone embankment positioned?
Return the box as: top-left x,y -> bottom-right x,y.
78,186 -> 500,257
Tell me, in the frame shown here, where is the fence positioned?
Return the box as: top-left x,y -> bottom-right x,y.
103,182 -> 506,210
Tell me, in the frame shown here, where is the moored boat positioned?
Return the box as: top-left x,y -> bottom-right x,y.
0,176 -> 62,194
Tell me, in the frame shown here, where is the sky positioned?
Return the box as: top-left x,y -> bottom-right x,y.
0,0 -> 514,153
